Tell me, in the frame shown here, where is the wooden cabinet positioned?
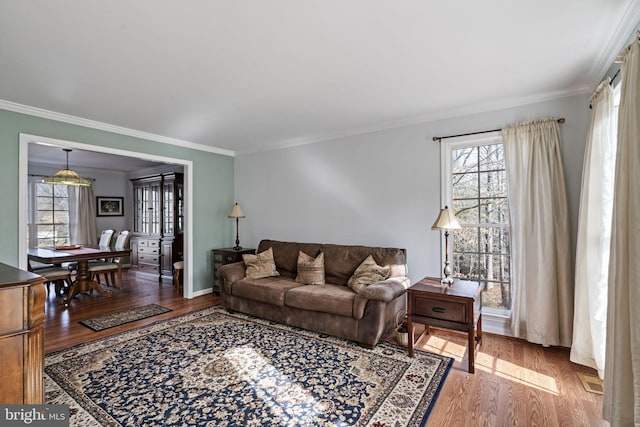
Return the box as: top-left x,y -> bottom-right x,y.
211,248 -> 255,295
136,238 -> 161,277
131,173 -> 183,281
0,262 -> 45,404
407,277 -> 482,373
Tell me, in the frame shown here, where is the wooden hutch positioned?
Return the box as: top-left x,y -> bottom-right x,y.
130,172 -> 184,281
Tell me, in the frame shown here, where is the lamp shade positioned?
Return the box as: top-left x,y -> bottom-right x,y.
43,149 -> 92,187
227,203 -> 246,218
431,206 -> 461,230
43,169 -> 92,187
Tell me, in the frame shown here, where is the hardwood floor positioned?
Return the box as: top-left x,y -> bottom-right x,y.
44,270 -> 217,354
44,274 -> 606,426
419,328 -> 607,426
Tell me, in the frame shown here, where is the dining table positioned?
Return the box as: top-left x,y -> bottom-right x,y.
27,245 -> 131,306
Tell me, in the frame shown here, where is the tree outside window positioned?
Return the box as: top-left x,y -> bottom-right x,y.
449,142 -> 511,311
33,182 -> 69,247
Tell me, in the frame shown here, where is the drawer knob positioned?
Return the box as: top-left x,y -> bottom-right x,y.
432,307 -> 446,314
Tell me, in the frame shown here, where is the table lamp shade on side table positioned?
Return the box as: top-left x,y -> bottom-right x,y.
228,203 -> 246,251
431,205 -> 461,284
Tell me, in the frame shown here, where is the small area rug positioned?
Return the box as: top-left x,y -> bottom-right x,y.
47,306 -> 453,426
79,304 -> 172,331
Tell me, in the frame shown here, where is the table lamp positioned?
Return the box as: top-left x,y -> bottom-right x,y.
228,203 -> 246,251
431,205 -> 461,284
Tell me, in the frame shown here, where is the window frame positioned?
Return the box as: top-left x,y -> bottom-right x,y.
440,132 -> 512,318
28,176 -> 71,248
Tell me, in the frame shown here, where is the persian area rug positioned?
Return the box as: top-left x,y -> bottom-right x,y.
47,306 -> 453,426
78,304 -> 172,331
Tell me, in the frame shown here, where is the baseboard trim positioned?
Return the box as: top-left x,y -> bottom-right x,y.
192,287 -> 213,298
482,312 -> 512,337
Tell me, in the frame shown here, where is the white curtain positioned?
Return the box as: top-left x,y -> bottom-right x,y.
502,118 -> 573,347
603,35 -> 640,426
68,185 -> 97,246
570,80 -> 617,379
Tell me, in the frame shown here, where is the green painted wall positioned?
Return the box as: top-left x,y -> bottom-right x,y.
0,108 -> 235,293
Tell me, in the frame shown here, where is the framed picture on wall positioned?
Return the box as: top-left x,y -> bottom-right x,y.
96,196 -> 124,216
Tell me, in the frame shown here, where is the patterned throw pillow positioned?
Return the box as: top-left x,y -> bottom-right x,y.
348,255 -> 390,293
295,251 -> 325,285
243,247 -> 280,280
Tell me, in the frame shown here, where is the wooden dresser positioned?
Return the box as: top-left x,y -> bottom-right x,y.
0,262 -> 45,404
133,237 -> 162,277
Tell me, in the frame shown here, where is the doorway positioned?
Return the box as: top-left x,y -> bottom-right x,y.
18,133 -> 194,298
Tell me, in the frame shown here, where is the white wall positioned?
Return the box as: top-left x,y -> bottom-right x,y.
236,93 -> 590,283
91,169 -> 132,233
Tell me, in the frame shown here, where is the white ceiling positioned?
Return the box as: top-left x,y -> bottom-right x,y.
28,143 -> 163,173
1,1 -> 639,155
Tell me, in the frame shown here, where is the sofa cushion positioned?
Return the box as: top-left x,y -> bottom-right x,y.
295,251 -> 325,285
232,276 -> 301,306
285,284 -> 355,317
348,255 -> 390,293
258,240 -> 407,286
389,263 -> 409,278
243,247 -> 280,280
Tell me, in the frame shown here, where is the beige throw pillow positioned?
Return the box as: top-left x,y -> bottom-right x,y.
243,247 -> 280,280
295,251 -> 325,285
348,255 -> 390,293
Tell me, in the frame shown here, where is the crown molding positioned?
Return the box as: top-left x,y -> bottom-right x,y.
0,99 -> 235,157
236,86 -> 591,155
586,0 -> 640,90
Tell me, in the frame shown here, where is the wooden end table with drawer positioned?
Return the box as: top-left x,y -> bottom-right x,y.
211,248 -> 255,295
407,277 -> 482,373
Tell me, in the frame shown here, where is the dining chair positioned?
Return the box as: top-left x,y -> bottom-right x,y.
28,259 -> 74,297
88,230 -> 131,289
98,229 -> 117,247
68,229 -> 117,273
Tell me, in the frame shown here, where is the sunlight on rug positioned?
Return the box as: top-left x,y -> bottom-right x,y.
47,306 -> 453,426
79,304 -> 172,331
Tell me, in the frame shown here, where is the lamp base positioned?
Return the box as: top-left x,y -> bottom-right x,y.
440,276 -> 454,286
441,260 -> 454,286
232,245 -> 243,251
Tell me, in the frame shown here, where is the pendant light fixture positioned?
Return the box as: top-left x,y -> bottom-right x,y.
43,148 -> 92,187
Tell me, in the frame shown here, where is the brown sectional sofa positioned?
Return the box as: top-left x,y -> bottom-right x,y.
217,239 -> 410,348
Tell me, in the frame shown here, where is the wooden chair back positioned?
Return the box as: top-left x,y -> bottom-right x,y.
98,229 -> 116,247
114,230 -> 131,251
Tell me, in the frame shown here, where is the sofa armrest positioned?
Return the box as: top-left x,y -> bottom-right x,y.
358,276 -> 410,302
217,262 -> 246,291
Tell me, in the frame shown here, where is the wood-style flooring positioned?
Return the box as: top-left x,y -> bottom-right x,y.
44,270 -> 217,354
420,328 -> 607,426
44,271 -> 606,426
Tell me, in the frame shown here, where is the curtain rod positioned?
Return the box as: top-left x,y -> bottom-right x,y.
610,68 -> 621,85
432,117 -> 566,142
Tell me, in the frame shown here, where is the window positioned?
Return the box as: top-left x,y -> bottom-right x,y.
442,134 -> 511,312
28,178 -> 70,247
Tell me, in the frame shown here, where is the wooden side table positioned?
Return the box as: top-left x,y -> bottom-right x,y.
211,248 -> 255,295
407,277 -> 482,373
